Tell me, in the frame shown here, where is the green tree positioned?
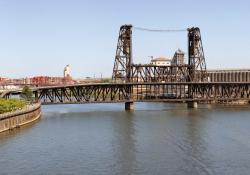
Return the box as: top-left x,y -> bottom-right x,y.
20,86 -> 33,101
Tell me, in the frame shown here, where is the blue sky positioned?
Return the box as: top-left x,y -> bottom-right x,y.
0,0 -> 249,78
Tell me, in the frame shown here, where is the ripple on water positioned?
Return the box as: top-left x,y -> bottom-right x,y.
0,103 -> 250,175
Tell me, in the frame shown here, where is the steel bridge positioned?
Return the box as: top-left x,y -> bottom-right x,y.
29,82 -> 250,103
3,25 -> 250,109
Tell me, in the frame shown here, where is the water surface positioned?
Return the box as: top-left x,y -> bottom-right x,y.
0,103 -> 250,175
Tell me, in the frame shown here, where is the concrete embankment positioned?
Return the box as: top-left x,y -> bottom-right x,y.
0,103 -> 41,133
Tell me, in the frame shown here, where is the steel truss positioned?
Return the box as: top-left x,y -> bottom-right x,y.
20,82 -> 249,104
36,84 -> 133,104
112,25 -> 133,82
131,64 -> 192,82
112,25 -> 208,83
188,27 -> 208,82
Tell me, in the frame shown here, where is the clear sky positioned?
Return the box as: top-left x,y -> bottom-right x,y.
0,0 -> 249,78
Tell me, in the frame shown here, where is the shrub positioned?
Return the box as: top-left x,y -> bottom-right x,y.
0,98 -> 27,114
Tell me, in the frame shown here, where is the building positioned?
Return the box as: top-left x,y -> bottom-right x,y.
150,57 -> 172,66
0,77 -> 8,84
150,49 -> 185,66
207,69 -> 250,82
171,49 -> 185,65
64,64 -> 71,78
0,65 -> 75,87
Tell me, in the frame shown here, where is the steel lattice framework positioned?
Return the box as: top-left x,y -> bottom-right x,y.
131,64 -> 192,82
112,25 -> 133,82
112,25 -> 208,84
4,82 -> 250,104
188,27 -> 208,82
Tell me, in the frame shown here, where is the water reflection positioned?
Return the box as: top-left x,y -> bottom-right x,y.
0,103 -> 250,175
0,117 -> 41,144
111,111 -> 137,174
183,110 -> 213,175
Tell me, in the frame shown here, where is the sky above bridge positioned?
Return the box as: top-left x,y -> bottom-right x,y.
0,0 -> 249,78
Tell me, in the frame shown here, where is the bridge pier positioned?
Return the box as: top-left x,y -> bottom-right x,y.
187,101 -> 198,108
125,101 -> 134,111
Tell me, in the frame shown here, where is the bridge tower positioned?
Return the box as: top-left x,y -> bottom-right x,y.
112,25 -> 133,83
112,25 -> 134,110
188,27 -> 208,82
187,27 -> 207,108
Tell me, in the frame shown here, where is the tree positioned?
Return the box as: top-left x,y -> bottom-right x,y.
20,86 -> 33,101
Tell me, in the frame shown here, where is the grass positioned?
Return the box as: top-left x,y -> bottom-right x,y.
0,98 -> 27,114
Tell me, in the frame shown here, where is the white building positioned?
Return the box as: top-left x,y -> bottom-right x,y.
150,57 -> 172,66
64,64 -> 71,78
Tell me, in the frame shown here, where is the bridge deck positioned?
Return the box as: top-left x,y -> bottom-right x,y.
3,82 -> 250,104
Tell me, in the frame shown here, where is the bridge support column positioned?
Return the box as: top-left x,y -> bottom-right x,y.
187,101 -> 198,108
125,101 -> 134,111
34,91 -> 38,100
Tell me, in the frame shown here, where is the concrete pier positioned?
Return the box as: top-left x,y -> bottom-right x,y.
125,101 -> 134,111
187,101 -> 198,108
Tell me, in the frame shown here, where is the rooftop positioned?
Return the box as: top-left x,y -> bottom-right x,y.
151,57 -> 172,62
175,48 -> 185,54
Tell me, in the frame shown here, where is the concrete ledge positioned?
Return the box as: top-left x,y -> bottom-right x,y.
0,103 -> 41,133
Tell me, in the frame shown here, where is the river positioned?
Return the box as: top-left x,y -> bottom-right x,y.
0,102 -> 250,175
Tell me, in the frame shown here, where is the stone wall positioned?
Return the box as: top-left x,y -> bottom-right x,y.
0,103 -> 41,133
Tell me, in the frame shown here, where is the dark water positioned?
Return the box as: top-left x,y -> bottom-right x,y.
0,103 -> 250,175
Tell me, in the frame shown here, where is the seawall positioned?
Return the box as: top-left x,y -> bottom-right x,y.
0,103 -> 41,133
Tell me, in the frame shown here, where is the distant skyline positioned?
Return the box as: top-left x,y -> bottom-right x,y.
0,0 -> 250,78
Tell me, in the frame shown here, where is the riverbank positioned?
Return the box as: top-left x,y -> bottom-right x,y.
0,102 -> 41,133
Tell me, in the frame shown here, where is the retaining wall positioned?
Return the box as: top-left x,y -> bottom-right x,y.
0,103 -> 41,133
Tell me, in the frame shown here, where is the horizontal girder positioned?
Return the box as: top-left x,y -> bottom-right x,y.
4,82 -> 250,104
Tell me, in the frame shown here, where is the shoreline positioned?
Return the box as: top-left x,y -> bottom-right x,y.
0,103 -> 41,133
